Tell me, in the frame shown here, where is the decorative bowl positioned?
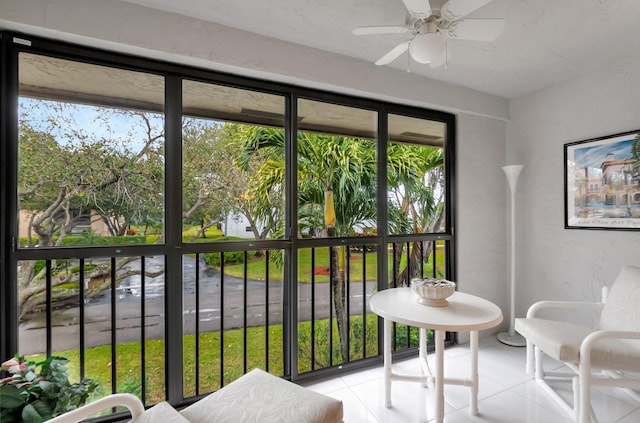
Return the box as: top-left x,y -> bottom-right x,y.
411,278 -> 456,307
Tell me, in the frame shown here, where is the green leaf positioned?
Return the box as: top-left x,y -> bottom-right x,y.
24,371 -> 38,382
1,407 -> 20,423
36,380 -> 55,396
0,384 -> 27,408
21,401 -> 52,423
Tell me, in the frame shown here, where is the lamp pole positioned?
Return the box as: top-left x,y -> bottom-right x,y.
497,165 -> 526,347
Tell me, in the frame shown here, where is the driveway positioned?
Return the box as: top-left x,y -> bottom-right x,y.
18,256 -> 377,355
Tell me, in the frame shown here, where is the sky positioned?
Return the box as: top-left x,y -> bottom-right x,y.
19,97 -> 164,152
570,135 -> 637,170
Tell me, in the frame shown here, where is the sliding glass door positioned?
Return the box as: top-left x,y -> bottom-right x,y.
1,32 -> 455,413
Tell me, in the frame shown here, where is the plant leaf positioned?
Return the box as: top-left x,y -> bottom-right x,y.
0,384 -> 27,408
24,371 -> 38,382
37,380 -> 55,396
0,408 -> 20,422
21,401 -> 52,423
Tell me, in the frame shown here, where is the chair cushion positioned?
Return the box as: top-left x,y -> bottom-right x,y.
129,401 -> 189,423
515,317 -> 640,371
180,368 -> 343,423
601,265 -> 640,335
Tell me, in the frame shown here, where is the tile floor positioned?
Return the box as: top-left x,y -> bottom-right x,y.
302,335 -> 640,422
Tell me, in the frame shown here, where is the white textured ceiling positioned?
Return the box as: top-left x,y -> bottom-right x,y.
118,0 -> 640,98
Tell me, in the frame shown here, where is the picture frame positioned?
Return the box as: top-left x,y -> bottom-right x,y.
565,129 -> 640,230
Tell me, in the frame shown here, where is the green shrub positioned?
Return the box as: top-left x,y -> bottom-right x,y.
204,250 -> 253,266
18,237 -> 38,247
19,234 -> 151,248
117,377 -> 146,400
27,259 -> 70,277
297,314 -> 379,372
33,260 -> 46,276
61,235 -> 146,247
394,324 -> 423,349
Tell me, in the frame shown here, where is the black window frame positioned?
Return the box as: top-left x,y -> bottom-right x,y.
0,31 -> 456,407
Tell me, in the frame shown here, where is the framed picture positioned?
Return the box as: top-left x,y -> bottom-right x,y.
565,129 -> 640,230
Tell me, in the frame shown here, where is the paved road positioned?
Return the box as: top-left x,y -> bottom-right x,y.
18,256 -> 377,355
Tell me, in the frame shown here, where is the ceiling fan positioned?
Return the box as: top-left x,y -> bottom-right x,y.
353,0 -> 505,68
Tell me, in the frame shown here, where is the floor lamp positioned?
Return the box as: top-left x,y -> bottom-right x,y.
497,164 -> 526,347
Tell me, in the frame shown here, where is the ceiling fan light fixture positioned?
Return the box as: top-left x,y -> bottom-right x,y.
354,0 -> 504,68
409,33 -> 445,64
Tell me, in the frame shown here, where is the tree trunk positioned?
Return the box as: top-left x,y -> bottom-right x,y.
17,256 -> 152,321
397,241 -> 424,286
328,230 -> 349,363
324,188 -> 349,363
392,243 -> 405,287
190,218 -> 217,242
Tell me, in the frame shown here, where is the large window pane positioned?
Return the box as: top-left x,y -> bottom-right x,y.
18,256 -> 167,407
295,99 -> 378,372
18,53 -> 165,248
182,80 -> 286,242
182,249 -> 285,397
296,99 -> 378,238
297,245 -> 378,374
387,114 -> 446,235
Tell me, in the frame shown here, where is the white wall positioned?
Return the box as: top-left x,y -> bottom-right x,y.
508,59 -> 640,323
456,113 -> 509,339
0,0 -> 511,333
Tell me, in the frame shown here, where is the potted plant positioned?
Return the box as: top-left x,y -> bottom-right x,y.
0,355 -> 98,422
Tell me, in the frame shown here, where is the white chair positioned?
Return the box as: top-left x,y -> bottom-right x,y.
47,393 -> 147,422
515,264 -> 640,423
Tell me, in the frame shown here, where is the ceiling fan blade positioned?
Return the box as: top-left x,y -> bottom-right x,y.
375,41 -> 410,66
440,0 -> 493,20
402,0 -> 432,18
449,19 -> 505,41
353,26 -> 409,35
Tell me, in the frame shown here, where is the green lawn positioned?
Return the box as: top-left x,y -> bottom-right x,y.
27,314 -> 396,406
28,326 -> 283,405
224,242 -> 446,283
223,247 -> 380,283
388,241 -> 447,280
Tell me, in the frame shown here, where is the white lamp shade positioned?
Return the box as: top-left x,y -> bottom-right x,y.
502,165 -> 523,194
409,33 -> 445,64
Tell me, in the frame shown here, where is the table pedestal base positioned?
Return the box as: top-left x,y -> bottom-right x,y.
383,320 -> 480,423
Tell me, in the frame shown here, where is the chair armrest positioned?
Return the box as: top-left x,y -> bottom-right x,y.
47,393 -> 145,423
526,300 -> 604,318
580,329 -> 640,365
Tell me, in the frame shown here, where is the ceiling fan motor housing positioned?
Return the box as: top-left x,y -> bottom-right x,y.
410,32 -> 445,63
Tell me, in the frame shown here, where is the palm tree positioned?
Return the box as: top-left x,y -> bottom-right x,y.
387,143 -> 445,286
240,127 -> 377,363
239,126 -> 445,362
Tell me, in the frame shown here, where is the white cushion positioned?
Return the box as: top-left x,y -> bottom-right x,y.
601,265 -> 640,335
129,401 -> 190,423
180,368 -> 343,423
515,317 -> 640,371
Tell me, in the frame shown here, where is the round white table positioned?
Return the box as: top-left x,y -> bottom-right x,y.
369,288 -> 503,423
